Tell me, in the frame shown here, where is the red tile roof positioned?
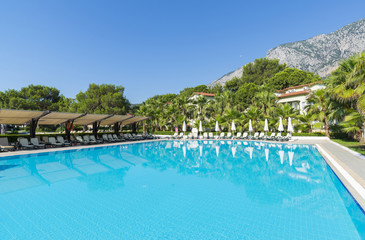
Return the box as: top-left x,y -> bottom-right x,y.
193,92 -> 215,97
277,81 -> 323,93
278,90 -> 311,98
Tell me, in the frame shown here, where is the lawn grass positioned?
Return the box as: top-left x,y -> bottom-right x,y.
331,139 -> 365,156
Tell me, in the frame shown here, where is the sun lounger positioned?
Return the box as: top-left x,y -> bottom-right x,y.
250,132 -> 259,140
219,132 -> 225,139
226,132 -> 232,139
275,132 -> 282,141
172,132 -> 179,139
267,132 -> 276,140
85,135 -> 97,144
277,132 -> 291,141
83,135 -> 94,144
241,132 -> 248,139
102,134 -> 112,142
107,134 -> 117,142
234,132 -> 241,139
208,132 -> 214,139
18,138 -> 34,150
113,134 -> 124,142
48,137 -> 64,147
258,132 -> 265,140
192,132 -> 198,139
133,133 -> 144,140
203,132 -> 208,139
90,135 -> 103,144
0,137 -> 15,151
30,138 -> 46,149
57,136 -> 72,146
75,135 -> 87,144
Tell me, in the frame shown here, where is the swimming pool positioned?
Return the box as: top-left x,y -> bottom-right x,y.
0,140 -> 364,239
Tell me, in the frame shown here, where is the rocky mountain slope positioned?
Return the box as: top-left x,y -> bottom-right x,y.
209,18 -> 365,86
267,18 -> 365,77
207,67 -> 243,87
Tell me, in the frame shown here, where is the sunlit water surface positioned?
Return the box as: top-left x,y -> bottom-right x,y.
0,140 -> 364,239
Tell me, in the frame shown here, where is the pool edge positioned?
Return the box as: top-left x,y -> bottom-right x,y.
315,144 -> 365,210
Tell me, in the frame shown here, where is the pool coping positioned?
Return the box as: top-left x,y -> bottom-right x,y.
315,144 -> 365,210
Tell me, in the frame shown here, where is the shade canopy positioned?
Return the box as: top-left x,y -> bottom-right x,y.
99,115 -> 133,126
120,116 -> 150,126
0,109 -> 150,130
73,114 -> 113,125
38,112 -> 85,125
0,109 -> 47,125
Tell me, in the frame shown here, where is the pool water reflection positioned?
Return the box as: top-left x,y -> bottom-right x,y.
0,140 -> 364,239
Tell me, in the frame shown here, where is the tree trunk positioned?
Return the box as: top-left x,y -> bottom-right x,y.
308,124 -> 312,134
324,118 -> 330,138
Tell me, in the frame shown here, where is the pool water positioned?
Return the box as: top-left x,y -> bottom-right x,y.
0,140 -> 364,239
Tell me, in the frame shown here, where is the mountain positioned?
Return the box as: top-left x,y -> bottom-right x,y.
207,67 -> 243,87
267,18 -> 365,77
209,18 -> 365,86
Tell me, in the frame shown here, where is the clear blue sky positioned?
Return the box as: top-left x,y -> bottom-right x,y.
0,0 -> 364,103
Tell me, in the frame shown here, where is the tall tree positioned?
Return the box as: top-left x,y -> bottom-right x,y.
0,84 -> 69,111
69,83 -> 130,114
306,89 -> 332,137
331,52 -> 365,114
268,68 -> 321,90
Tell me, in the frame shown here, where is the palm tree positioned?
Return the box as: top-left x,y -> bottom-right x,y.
340,111 -> 365,140
194,95 -> 208,121
306,89 -> 332,137
242,106 -> 263,132
223,108 -> 241,132
331,52 -> 365,113
297,112 -> 315,133
176,95 -> 190,116
253,91 -> 278,116
275,103 -> 299,131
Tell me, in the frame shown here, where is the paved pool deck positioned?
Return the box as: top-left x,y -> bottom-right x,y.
1,137 -> 365,209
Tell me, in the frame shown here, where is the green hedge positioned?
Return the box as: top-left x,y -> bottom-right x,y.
292,132 -> 326,136
152,131 -> 327,137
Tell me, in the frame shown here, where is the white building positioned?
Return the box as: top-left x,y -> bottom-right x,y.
189,92 -> 215,101
275,82 -> 326,114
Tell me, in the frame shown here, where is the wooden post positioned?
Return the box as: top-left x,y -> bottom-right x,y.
132,123 -> 137,133
65,121 -> 70,142
93,122 -> 98,138
114,123 -> 119,135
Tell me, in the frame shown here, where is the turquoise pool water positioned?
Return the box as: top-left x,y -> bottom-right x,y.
0,140 -> 364,239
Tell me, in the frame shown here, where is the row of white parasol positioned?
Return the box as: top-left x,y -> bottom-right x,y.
180,142 -> 295,165
181,117 -> 294,134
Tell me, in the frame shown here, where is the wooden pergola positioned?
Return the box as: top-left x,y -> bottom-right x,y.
0,109 -> 150,139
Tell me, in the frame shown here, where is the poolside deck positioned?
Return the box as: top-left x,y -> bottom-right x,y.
1,137 -> 365,209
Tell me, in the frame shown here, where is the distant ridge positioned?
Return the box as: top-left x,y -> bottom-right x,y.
208,18 -> 365,86
207,66 -> 243,87
267,18 -> 365,77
